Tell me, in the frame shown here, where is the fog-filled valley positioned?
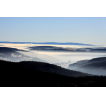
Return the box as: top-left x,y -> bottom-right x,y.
1,43 -> 106,86
0,17 -> 106,96
1,42 -> 106,77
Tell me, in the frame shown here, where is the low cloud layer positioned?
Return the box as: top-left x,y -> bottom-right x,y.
68,57 -> 106,76
1,44 -> 106,76
29,46 -> 106,53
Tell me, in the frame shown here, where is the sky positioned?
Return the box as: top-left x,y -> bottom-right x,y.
0,17 -> 106,45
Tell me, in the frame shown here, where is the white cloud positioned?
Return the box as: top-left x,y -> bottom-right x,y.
11,53 -> 22,57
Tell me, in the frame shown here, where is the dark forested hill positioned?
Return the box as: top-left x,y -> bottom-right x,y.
0,59 -> 89,77
68,57 -> 106,76
1,59 -> 106,87
69,57 -> 106,69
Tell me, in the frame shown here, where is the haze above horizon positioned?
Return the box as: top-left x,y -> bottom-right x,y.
0,17 -> 106,45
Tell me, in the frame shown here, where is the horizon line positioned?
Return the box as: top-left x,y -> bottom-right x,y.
0,41 -> 94,46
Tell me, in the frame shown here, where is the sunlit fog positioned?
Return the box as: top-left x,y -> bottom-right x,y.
1,43 -> 106,76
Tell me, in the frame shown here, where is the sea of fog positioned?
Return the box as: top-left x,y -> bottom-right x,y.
1,43 -> 106,69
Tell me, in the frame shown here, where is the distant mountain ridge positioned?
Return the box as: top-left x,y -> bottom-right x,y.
69,57 -> 106,69
68,57 -> 106,76
0,41 -> 93,46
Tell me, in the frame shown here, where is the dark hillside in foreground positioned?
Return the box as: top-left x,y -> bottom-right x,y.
19,61 -> 90,77
1,59 -> 106,87
0,60 -> 89,77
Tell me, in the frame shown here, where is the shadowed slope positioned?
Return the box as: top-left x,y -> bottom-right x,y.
1,60 -> 106,87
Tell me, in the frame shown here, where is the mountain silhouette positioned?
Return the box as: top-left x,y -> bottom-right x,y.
69,57 -> 106,69
0,59 -> 89,77
0,41 -> 93,46
1,59 -> 106,87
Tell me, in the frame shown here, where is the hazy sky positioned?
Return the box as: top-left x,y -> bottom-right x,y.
0,17 -> 106,45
